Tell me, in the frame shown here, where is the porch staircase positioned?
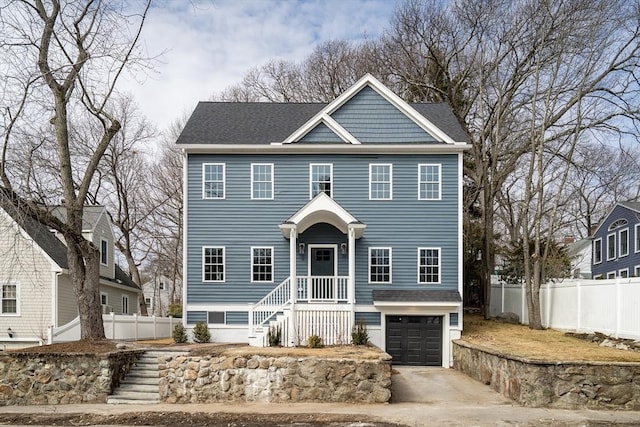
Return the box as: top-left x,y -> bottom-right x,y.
107,350 -> 185,404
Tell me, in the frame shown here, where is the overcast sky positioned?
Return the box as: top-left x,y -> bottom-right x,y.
122,0 -> 401,132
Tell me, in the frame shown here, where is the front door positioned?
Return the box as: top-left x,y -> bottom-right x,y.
310,246 -> 335,300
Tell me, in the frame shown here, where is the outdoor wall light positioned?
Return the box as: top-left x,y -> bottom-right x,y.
298,243 -> 306,255
340,242 -> 348,255
7,327 -> 14,338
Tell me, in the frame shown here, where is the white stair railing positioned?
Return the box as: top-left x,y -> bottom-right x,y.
249,277 -> 292,336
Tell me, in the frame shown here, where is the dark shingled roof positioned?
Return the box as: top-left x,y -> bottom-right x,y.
619,201 -> 640,213
0,192 -> 139,291
176,102 -> 468,145
372,289 -> 462,303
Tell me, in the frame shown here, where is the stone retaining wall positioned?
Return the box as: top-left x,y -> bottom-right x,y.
453,340 -> 640,410
158,353 -> 392,403
0,350 -> 142,405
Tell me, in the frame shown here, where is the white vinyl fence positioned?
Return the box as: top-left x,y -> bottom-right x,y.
490,277 -> 640,340
48,313 -> 176,343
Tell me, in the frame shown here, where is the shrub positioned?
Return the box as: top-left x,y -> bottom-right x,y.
172,323 -> 187,343
351,320 -> 369,345
267,324 -> 282,347
167,303 -> 183,318
307,334 -> 323,348
192,321 -> 211,343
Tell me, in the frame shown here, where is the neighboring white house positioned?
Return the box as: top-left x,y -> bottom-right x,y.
141,275 -> 176,316
0,194 -> 141,349
566,238 -> 592,279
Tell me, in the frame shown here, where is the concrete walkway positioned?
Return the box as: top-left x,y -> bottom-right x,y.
2,366 -> 640,426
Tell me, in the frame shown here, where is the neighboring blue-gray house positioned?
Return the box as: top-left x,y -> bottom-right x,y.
591,201 -> 640,279
177,74 -> 470,366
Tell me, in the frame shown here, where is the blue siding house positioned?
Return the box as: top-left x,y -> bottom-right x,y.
177,75 -> 470,366
591,202 -> 640,279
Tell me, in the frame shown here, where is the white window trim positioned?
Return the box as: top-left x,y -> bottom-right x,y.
122,294 -> 129,314
250,246 -> 274,283
593,238 -> 602,264
619,227 -> 629,258
417,247 -> 441,284
202,246 -> 225,283
309,163 -> 333,199
369,163 -> 393,200
418,163 -> 442,201
619,268 -> 629,278
607,233 -> 616,261
368,247 -> 392,284
634,265 -> 640,277
1,281 -> 20,316
607,271 -> 616,279
100,292 -> 108,306
593,274 -> 603,280
251,163 -> 274,200
635,224 -> 640,253
100,238 -> 108,266
202,163 -> 226,200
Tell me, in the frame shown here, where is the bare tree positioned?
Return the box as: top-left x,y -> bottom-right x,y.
0,0 -> 151,339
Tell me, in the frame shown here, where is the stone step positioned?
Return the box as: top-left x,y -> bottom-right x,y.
107,397 -> 159,405
109,390 -> 160,401
121,376 -> 159,386
116,383 -> 159,393
127,370 -> 158,378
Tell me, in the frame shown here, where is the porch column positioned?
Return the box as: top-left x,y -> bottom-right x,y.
348,225 -> 356,305
289,226 -> 297,304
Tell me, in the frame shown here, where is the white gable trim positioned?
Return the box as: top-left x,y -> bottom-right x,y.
282,113 -> 361,145
282,73 -> 462,145
279,192 -> 366,238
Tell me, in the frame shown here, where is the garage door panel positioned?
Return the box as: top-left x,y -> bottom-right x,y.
386,315 -> 443,366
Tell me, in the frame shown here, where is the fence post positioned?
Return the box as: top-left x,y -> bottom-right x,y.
169,315 -> 173,337
545,283 -> 551,328
501,281 -> 505,313
133,313 -> 138,341
615,278 -> 621,338
576,280 -> 581,332
153,315 -> 157,339
521,282 -> 526,324
110,312 -> 116,340
47,325 -> 53,344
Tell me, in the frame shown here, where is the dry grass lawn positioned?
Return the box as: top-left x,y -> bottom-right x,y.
462,314 -> 640,363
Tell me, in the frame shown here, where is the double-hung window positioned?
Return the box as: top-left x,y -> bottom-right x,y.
1,282 -> 18,315
635,224 -> 640,253
251,163 -> 274,200
310,164 -> 332,198
593,238 -> 602,264
122,295 -> 129,314
369,164 -> 392,200
203,163 -> 225,199
418,164 -> 441,200
607,233 -> 616,260
203,247 -> 225,282
619,228 -> 629,257
369,248 -> 391,283
418,248 -> 440,284
251,247 -> 273,282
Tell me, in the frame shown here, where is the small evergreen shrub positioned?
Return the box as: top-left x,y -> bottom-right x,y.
167,303 -> 183,318
172,323 -> 187,343
351,320 -> 369,345
192,321 -> 211,343
267,324 -> 282,347
307,334 -> 323,348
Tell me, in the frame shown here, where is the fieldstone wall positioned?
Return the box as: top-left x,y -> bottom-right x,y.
0,350 -> 142,405
159,353 -> 392,403
453,340 -> 640,410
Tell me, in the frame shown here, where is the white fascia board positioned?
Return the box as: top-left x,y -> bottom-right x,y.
373,301 -> 462,309
180,143 -> 470,155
